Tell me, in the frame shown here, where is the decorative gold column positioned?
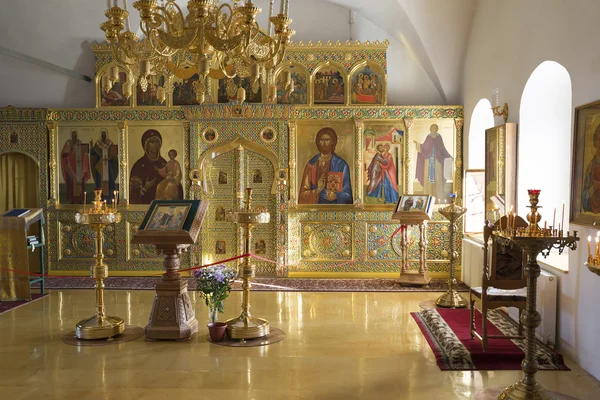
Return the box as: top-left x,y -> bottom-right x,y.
287,120 -> 297,208
74,189 -> 123,340
436,194 -> 468,308
226,188 -> 271,339
47,121 -> 58,207
117,121 -> 128,205
354,119 -> 364,208
453,119 -> 464,196
404,118 -> 414,194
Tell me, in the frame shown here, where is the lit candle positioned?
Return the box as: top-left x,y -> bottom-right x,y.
588,235 -> 592,261
83,192 -> 87,211
561,202 -> 565,232
595,236 -> 599,259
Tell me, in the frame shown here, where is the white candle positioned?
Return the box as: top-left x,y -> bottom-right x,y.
561,202 -> 565,232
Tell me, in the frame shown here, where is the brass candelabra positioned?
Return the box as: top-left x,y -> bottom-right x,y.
225,188 -> 271,339
584,232 -> 600,276
74,189 -> 123,340
494,190 -> 578,400
436,194 -> 468,308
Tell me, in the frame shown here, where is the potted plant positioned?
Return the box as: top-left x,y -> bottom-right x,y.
194,264 -> 237,342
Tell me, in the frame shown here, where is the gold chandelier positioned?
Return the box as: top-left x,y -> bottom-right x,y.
100,0 -> 294,103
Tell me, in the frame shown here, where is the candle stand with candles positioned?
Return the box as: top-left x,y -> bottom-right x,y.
584,231 -> 600,277
493,190 -> 578,400
436,193 -> 468,308
225,188 -> 271,339
74,188 -> 123,340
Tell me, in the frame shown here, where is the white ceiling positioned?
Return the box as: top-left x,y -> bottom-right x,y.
0,0 -> 477,107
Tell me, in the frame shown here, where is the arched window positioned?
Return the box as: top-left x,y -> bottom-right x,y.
468,98 -> 495,169
519,61 -> 572,270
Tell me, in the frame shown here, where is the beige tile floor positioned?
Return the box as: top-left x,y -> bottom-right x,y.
1,290 -> 599,400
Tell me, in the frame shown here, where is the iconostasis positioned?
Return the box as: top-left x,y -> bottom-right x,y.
0,40 -> 464,278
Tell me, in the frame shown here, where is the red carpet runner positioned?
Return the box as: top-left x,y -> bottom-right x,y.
0,293 -> 48,315
411,308 -> 569,371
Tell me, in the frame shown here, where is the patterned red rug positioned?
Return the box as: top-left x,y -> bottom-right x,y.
411,308 -> 569,371
32,277 -> 469,292
0,293 -> 48,315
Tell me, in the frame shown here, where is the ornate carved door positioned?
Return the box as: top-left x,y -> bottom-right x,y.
201,147 -> 277,276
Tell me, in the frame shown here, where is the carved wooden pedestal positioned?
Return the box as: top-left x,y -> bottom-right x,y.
146,246 -> 198,341
397,222 -> 432,286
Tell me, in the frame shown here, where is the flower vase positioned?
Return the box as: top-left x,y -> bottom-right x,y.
207,321 -> 227,342
208,303 -> 219,323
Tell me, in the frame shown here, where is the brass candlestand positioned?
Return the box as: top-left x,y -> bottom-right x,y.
225,188 -> 271,339
436,195 -> 468,308
74,189 -> 123,340
494,191 -> 578,400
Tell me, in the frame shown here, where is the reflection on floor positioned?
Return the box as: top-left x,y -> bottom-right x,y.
1,290 -> 599,400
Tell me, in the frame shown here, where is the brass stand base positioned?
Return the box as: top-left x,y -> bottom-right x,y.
75,315 -> 125,340
145,278 -> 198,341
498,381 -> 554,400
436,289 -> 468,308
398,271 -> 431,286
226,315 -> 270,339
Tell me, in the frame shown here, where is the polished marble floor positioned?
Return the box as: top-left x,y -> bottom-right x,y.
1,290 -> 599,400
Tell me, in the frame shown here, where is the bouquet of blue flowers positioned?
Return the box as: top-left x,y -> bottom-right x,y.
194,265 -> 237,323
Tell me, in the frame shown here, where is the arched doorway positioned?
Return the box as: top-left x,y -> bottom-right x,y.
0,151 -> 40,212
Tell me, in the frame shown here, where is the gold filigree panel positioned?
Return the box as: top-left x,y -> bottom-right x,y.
127,221 -> 161,260
58,222 -> 116,260
300,222 -> 353,261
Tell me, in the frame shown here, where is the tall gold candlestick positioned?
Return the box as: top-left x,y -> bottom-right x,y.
225,188 -> 271,339
74,189 -> 123,340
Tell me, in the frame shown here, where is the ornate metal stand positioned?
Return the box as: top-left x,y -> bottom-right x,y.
436,195 -> 468,308
74,189 -> 124,340
494,191 -> 578,400
226,188 -> 271,339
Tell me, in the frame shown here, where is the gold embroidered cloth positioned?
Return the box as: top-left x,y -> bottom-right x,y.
0,208 -> 43,301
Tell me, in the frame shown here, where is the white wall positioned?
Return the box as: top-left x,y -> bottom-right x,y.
352,13 -> 442,105
462,0 -> 600,380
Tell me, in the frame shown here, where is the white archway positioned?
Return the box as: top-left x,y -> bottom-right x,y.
518,61 -> 572,268
468,98 -> 495,169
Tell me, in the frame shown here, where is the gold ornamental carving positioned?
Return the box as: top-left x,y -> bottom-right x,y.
117,121 -> 128,205
404,118 -> 413,194
46,121 -> 58,207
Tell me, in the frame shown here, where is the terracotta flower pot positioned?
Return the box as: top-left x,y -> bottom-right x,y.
207,322 -> 227,342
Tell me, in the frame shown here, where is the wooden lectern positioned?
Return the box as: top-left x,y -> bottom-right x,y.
131,200 -> 208,340
392,195 -> 435,286
0,208 -> 45,301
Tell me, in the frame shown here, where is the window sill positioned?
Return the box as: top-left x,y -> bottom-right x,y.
538,251 -> 569,275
